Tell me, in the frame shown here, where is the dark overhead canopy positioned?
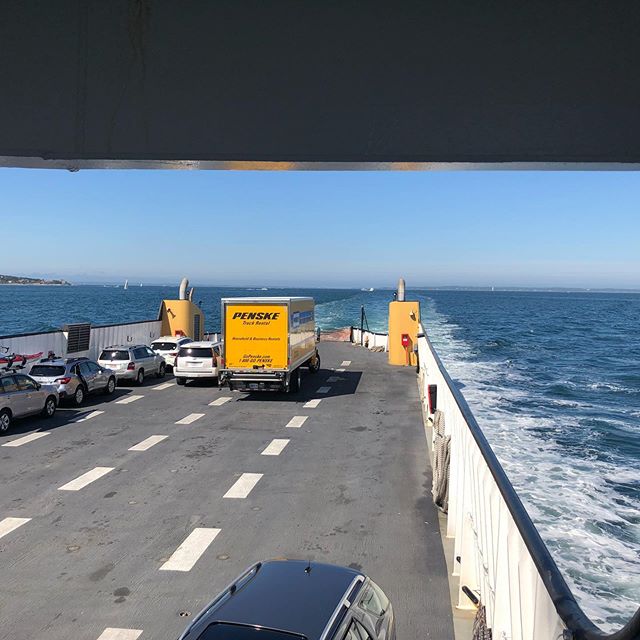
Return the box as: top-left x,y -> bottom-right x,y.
1,1 -> 640,170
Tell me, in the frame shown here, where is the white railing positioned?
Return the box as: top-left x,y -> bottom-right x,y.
350,328 -> 388,351
417,324 -> 640,640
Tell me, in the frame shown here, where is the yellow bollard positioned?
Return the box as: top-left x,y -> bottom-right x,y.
159,299 -> 205,340
388,300 -> 420,366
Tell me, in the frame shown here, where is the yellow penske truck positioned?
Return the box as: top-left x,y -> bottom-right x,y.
219,297 -> 320,393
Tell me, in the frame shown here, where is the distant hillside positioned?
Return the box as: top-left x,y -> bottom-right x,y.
0,274 -> 71,285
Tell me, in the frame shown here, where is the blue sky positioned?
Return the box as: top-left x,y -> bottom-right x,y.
1,169 -> 638,288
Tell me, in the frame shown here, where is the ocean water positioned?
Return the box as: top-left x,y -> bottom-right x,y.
1,285 -> 638,630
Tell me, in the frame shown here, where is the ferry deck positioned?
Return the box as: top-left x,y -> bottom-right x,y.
0,341 -> 454,640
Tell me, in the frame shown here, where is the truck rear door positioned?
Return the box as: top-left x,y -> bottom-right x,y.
224,303 -> 288,370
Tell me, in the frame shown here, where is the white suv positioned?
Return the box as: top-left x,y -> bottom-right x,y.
98,345 -> 166,385
174,341 -> 222,386
150,335 -> 193,369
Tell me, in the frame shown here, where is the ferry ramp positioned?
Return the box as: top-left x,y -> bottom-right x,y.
0,342 -> 453,640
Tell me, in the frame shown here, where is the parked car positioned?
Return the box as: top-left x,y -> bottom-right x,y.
0,371 -> 58,433
177,559 -> 395,640
174,341 -> 222,386
150,335 -> 193,369
29,357 -> 116,406
97,345 -> 166,385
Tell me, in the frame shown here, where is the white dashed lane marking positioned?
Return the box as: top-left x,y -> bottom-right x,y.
0,517 -> 31,540
159,527 -> 221,572
2,432 -> 50,447
96,628 -> 143,640
336,368 -> 345,372
209,397 -> 232,406
303,399 -> 322,408
129,435 -> 168,451
223,473 -> 263,499
317,386 -> 331,394
261,439 -> 290,456
75,410 -> 104,423
58,467 -> 114,491
152,382 -> 174,390
341,360 -> 351,366
116,395 -> 144,405
286,416 -> 308,429
175,413 -> 205,425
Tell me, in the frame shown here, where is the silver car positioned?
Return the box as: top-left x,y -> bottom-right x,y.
0,372 -> 58,433
29,357 -> 116,406
97,344 -> 166,385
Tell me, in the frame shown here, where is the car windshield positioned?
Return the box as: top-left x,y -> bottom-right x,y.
29,365 -> 65,377
179,347 -> 213,358
99,350 -> 130,360
197,624 -> 306,640
151,342 -> 177,351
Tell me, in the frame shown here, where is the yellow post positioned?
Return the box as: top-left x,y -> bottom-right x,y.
159,299 -> 205,340
388,278 -> 420,366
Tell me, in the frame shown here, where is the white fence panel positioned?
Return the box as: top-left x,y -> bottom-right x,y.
0,331 -> 67,364
350,328 -> 388,350
88,320 -> 162,359
1,320 -> 162,365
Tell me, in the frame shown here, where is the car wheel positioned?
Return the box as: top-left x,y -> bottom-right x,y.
176,377 -> 186,386
73,386 -> 85,406
104,377 -> 116,395
157,362 -> 166,378
136,369 -> 144,385
41,396 -> 57,418
0,409 -> 11,433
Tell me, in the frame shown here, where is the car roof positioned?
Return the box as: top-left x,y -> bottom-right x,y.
101,345 -> 144,351
180,341 -> 221,348
190,560 -> 363,640
0,371 -> 32,378
153,336 -> 190,342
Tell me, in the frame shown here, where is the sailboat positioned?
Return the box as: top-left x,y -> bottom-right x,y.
124,279 -> 128,290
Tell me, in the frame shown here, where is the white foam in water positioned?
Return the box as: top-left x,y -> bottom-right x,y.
424,298 -> 640,632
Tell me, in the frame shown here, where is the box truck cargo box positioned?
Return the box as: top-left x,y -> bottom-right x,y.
220,297 -> 320,392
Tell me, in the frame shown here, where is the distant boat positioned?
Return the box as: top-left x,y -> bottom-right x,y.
361,287 -> 374,292
124,279 -> 128,290
260,287 -> 268,290
140,282 -> 143,287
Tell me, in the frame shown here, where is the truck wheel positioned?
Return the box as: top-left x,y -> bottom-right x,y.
176,377 -> 186,386
309,350 -> 321,374
289,368 -> 301,393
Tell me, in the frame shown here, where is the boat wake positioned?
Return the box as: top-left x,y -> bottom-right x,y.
424,297 -> 640,633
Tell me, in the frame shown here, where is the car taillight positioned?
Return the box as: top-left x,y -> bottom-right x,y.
127,362 -> 136,370
55,377 -> 72,384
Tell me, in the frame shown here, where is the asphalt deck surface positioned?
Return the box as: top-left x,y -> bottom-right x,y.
0,342 -> 454,640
